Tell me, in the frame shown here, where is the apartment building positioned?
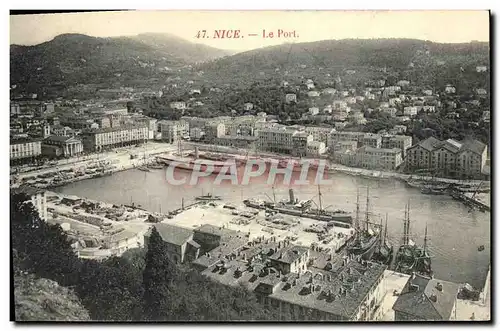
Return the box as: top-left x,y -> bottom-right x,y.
95,116 -> 111,129
10,138 -> 42,164
258,125 -> 312,156
381,135 -> 413,159
181,116 -> 210,129
304,126 -> 335,145
170,101 -> 187,110
81,125 -> 148,152
225,116 -> 257,136
328,132 -> 382,149
307,141 -> 327,157
403,107 -> 419,117
125,115 -> 158,140
158,120 -> 182,144
60,117 -> 98,130
214,135 -> 258,149
406,137 -> 487,179
204,122 -> 226,142
190,127 -> 205,141
10,103 -> 21,116
361,134 -> 382,148
328,131 -> 362,146
356,146 -> 403,171
198,235 -> 387,321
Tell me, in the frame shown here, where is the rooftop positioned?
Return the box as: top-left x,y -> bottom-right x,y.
81,124 -> 147,134
270,245 -> 309,264
10,137 -> 42,145
194,224 -> 243,240
145,223 -> 193,246
392,274 -> 460,320
44,135 -> 81,143
202,249 -> 386,320
361,146 -> 402,154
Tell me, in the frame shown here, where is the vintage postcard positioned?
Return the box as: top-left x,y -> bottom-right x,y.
10,10 -> 491,322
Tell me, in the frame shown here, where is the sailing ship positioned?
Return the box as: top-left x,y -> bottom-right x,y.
371,214 -> 394,265
347,186 -> 381,261
393,203 -> 433,278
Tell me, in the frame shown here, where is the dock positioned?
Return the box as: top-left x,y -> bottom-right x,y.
451,191 -> 490,212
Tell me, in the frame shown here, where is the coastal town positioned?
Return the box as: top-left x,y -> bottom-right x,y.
10,11 -> 491,323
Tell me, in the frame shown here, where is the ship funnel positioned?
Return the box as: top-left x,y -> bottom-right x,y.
194,146 -> 199,159
289,189 -> 295,204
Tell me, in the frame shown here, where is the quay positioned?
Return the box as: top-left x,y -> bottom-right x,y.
183,142 -> 490,187
10,142 -> 177,189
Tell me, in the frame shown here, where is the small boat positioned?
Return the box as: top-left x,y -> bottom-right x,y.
421,187 -> 447,195
147,163 -> 164,169
195,193 -> 222,201
478,245 -> 485,252
137,166 -> 150,172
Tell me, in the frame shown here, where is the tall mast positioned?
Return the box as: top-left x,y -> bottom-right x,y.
384,213 -> 388,246
379,217 -> 384,247
403,204 -> 408,246
272,186 -> 276,203
318,184 -> 323,212
365,186 -> 370,231
423,223 -> 428,254
355,187 -> 360,231
407,200 -> 411,242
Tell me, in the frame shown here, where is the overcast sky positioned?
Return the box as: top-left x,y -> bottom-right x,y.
10,10 -> 490,51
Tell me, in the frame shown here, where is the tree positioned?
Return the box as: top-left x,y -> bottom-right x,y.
11,193 -> 80,286
142,227 -> 176,320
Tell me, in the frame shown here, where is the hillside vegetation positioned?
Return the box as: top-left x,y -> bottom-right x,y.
10,33 -> 231,96
14,272 -> 90,321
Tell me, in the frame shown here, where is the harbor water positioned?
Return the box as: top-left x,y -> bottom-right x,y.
53,168 -> 491,289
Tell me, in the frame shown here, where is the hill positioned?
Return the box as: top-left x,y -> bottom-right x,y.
14,272 -> 90,321
129,33 -> 233,63
10,33 -> 231,96
199,38 -> 490,86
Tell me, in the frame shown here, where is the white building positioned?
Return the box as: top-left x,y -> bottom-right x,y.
445,85 -> 456,94
403,106 -> 419,117
332,100 -> 348,110
10,138 -> 42,163
170,101 -> 187,110
244,102 -> 254,111
11,186 -> 48,221
322,88 -> 336,95
476,66 -> 488,73
307,141 -> 326,156
308,107 -> 320,116
285,94 -> 297,104
397,80 -> 410,87
421,106 -> 436,113
476,88 -> 487,95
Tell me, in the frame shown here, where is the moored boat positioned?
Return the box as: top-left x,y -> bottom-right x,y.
347,186 -> 381,260
393,203 -> 433,278
195,193 -> 222,201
